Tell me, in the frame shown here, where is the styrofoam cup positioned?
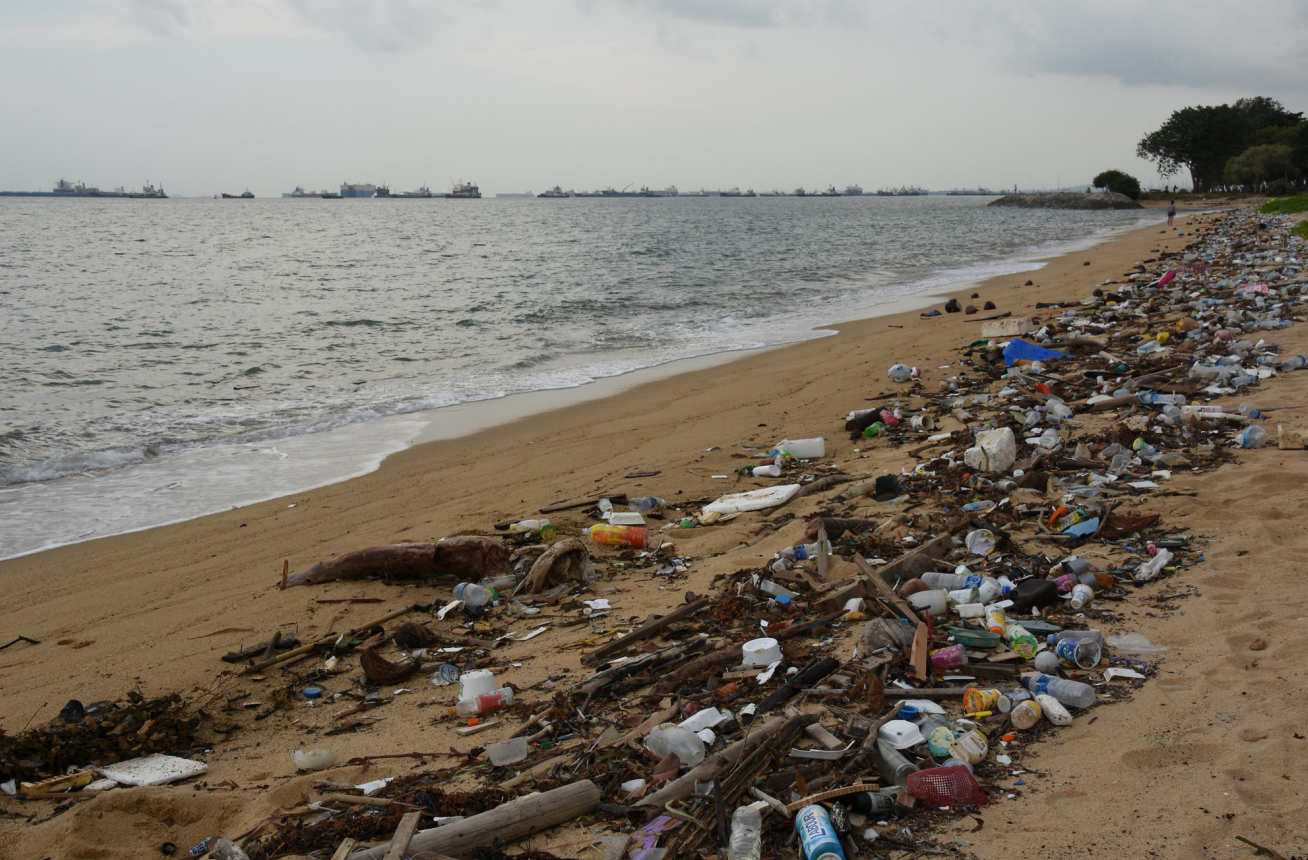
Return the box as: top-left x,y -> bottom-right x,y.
742,637 -> 782,667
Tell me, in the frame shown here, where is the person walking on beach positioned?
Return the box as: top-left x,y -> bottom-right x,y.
1167,200 -> 1176,227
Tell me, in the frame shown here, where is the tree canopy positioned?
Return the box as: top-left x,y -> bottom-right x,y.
1092,169 -> 1142,200
1137,97 -> 1304,192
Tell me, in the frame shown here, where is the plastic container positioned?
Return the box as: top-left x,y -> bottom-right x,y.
984,604 -> 1007,635
1238,425 -> 1269,449
457,669 -> 497,702
795,803 -> 847,860
455,687 -> 514,717
453,582 -> 497,608
778,542 -> 822,563
748,463 -> 782,478
644,724 -> 705,768
1036,693 -> 1073,726
1009,698 -> 1043,729
741,637 -> 782,667
1048,630 -> 1105,648
585,523 -> 649,548
875,739 -> 919,785
1020,673 -> 1096,709
1279,354 -> 1307,372
905,766 -> 987,807
1004,623 -> 1038,659
727,802 -> 763,860
1069,583 -> 1094,610
962,687 -> 1011,714
946,728 -> 988,765
486,737 -> 529,766
908,589 -> 948,617
775,437 -> 825,459
508,519 -> 556,540
1055,636 -> 1102,669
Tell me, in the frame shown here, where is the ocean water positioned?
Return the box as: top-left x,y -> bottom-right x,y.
0,195 -> 1154,558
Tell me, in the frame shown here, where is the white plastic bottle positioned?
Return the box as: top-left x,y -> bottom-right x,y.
453,582 -> 497,608
1020,673 -> 1096,709
727,802 -> 764,860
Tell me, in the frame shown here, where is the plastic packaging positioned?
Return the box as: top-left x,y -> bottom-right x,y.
209,839 -> 251,860
455,687 -> 514,717
1020,673 -> 1096,709
727,802 -> 764,860
1055,636 -> 1102,669
775,437 -> 825,459
887,363 -> 914,383
795,803 -> 847,860
486,737 -> 529,766
291,749 -> 336,772
1279,354 -> 1307,372
627,496 -> 666,514
453,582 -> 497,608
508,519 -> 556,540
585,523 -> 649,548
1107,632 -> 1169,655
1134,547 -> 1173,582
644,724 -> 706,768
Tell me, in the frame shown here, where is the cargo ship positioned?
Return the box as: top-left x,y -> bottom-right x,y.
340,182 -> 379,198
376,185 -> 434,198
0,178 -> 166,198
445,181 -> 481,199
538,186 -> 571,198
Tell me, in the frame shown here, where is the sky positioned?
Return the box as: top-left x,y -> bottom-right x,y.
1,0 -> 1306,197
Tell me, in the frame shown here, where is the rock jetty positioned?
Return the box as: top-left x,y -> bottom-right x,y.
989,191 -> 1141,209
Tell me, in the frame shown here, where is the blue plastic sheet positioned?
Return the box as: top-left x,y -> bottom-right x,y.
1003,338 -> 1071,366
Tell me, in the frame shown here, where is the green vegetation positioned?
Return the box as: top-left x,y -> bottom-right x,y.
1138,97 -> 1306,193
1260,193 -> 1308,215
1092,170 -> 1141,200
1294,221 -> 1308,240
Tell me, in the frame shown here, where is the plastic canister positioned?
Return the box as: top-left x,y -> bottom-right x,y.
908,589 -> 948,617
776,438 -> 825,459
457,669 -> 496,703
985,604 -> 1007,635
741,637 -> 782,667
1035,693 -> 1073,726
794,804 -> 847,860
1010,698 -> 1043,729
946,728 -> 989,765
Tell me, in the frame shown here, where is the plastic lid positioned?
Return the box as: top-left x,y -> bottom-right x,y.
878,719 -> 925,749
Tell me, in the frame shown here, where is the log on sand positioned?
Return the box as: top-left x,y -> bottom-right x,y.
284,537 -> 510,588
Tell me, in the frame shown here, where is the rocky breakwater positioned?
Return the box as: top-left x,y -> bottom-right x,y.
989,190 -> 1141,209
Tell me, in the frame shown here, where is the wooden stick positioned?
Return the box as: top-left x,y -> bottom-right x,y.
330,839 -> 358,860
784,783 -> 880,814
242,604 -> 425,674
582,597 -> 710,667
382,811 -> 421,860
347,780 -> 601,860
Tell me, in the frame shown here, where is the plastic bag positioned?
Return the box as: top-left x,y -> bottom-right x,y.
1107,633 -> 1168,655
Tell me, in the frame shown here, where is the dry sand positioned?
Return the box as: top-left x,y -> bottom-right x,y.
3,197 -> 1306,859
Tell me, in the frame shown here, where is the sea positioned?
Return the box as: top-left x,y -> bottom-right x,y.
0,194 -> 1158,559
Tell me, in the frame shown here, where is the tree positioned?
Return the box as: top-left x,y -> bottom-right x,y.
1092,169 -> 1142,199
1232,96 -> 1303,131
1137,104 -> 1248,192
1224,144 -> 1299,190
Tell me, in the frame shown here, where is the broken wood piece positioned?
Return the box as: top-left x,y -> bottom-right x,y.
783,782 -> 881,814
883,687 -> 971,699
330,839 -> 358,860
515,537 -> 591,595
382,811 -> 422,860
348,779 -> 601,859
454,718 -> 500,736
539,494 -> 627,515
242,604 -> 427,675
285,537 -> 509,588
20,770 -> 94,796
581,596 -> 710,667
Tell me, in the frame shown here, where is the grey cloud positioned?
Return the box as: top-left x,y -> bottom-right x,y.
286,0 -> 439,52
132,0 -> 194,36
618,0 -> 870,29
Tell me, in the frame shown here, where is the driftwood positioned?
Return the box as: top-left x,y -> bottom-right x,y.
360,648 -> 417,685
347,779 -> 601,860
284,537 -> 510,588
573,639 -> 703,697
515,538 -> 590,595
654,614 -> 838,693
582,597 -> 710,667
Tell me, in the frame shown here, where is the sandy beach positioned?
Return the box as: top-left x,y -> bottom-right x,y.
4,197 -> 1307,859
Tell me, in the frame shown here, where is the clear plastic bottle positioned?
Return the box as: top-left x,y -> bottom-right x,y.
922,571 -> 997,591
1279,354 -> 1307,372
1237,425 -> 1269,449
453,582 -> 498,608
628,496 -> 666,514
779,542 -> 821,562
727,802 -> 764,860
1020,673 -> 1096,709
454,687 -> 514,717
585,524 -> 649,548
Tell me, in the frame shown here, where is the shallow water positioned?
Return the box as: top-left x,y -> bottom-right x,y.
0,195 -> 1152,557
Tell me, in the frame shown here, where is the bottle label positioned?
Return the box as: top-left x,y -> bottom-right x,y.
1034,675 -> 1052,695
965,575 -> 982,588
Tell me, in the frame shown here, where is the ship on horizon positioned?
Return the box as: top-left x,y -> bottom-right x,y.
341,182 -> 379,198
0,178 -> 166,198
445,181 -> 481,199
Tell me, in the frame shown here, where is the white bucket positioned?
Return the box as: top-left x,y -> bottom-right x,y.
908,589 -> 948,617
457,669 -> 496,703
742,637 -> 782,667
777,437 -> 825,459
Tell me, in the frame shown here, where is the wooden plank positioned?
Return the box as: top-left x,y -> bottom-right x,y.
329,838 -> 357,860
383,811 -> 422,860
910,621 -> 928,682
581,597 -> 710,667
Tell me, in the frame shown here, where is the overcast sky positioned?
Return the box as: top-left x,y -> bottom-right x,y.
2,0 -> 1305,196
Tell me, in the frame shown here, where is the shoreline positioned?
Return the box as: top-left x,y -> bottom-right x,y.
0,207 -> 1162,561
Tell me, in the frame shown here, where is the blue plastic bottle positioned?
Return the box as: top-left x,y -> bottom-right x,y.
794,804 -> 847,860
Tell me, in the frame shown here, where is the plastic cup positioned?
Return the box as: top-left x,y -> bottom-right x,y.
741,637 -> 782,667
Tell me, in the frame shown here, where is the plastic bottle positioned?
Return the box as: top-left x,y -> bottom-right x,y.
645,724 -> 706,768
1135,391 -> 1185,406
585,524 -> 649,548
1020,673 -> 1096,709
1237,425 -> 1269,449
727,802 -> 764,860
1279,354 -> 1307,372
861,421 -> 886,438
1134,547 -> 1173,582
747,463 -> 782,477
984,604 -> 1007,636
794,803 -> 848,860
922,571 -> 998,592
1004,623 -> 1038,659
454,687 -> 514,717
1035,693 -> 1074,726
628,496 -> 666,514
778,542 -> 821,563
508,519 -> 556,540
875,739 -> 918,786
453,582 -> 498,608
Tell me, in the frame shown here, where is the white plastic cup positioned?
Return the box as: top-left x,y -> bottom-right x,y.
741,637 -> 782,666
457,669 -> 496,703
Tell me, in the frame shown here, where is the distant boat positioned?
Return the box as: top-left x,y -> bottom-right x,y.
877,186 -> 928,196
221,190 -> 254,199
341,182 -> 378,198
946,187 -> 998,196
396,186 -> 433,198
843,185 -> 864,196
320,191 -> 342,199
538,186 -> 571,198
445,181 -> 481,199
282,186 -> 318,198
819,186 -> 840,197
641,185 -> 678,198
0,178 -> 166,198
